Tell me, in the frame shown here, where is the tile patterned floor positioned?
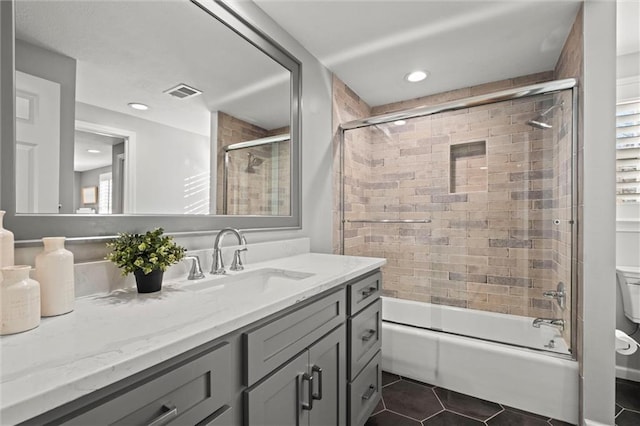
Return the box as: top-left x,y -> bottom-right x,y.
366,372 -> 584,426
615,378 -> 640,426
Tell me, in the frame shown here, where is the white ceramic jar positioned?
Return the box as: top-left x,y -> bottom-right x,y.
0,210 -> 15,268
35,237 -> 75,317
0,265 -> 40,335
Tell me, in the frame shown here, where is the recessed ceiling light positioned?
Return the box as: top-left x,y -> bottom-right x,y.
393,120 -> 407,126
87,149 -> 101,154
405,70 -> 429,83
128,102 -> 149,111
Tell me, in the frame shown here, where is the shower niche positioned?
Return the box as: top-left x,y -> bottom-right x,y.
449,141 -> 487,193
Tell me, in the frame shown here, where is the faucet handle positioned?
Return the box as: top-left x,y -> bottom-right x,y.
185,255 -> 205,280
230,247 -> 248,272
211,248 -> 226,275
543,282 -> 566,310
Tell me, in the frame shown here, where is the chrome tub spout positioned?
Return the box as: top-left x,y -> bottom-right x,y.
532,318 -> 565,331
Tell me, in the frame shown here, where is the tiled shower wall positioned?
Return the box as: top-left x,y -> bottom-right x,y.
216,112 -> 290,215
333,74 -> 574,330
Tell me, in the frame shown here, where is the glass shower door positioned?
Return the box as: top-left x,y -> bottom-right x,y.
341,89 -> 575,356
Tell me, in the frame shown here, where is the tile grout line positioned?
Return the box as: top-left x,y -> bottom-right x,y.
446,407 -> 500,424
420,408 -> 446,423
384,407 -> 429,423
483,405 -> 505,422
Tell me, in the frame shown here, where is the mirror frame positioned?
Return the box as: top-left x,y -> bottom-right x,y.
0,0 -> 301,243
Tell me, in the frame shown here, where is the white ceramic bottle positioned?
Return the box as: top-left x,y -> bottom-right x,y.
0,210 -> 15,268
0,265 -> 41,335
35,237 -> 75,317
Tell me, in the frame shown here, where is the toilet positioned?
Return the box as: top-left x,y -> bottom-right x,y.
617,266 -> 640,323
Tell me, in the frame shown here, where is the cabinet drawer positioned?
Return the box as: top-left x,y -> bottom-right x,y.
243,289 -> 345,386
348,272 -> 381,315
348,298 -> 381,381
198,405 -> 233,426
348,350 -> 382,426
62,342 -> 231,426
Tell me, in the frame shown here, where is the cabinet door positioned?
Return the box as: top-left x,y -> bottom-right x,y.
244,351 -> 310,426
308,325 -> 346,426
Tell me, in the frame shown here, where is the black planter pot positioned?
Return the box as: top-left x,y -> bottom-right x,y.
133,269 -> 164,293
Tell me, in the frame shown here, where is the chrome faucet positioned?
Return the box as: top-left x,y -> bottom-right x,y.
211,228 -> 247,275
532,318 -> 565,331
184,255 -> 205,280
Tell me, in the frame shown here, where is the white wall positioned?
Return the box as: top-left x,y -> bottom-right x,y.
75,102 -> 210,215
581,1 -> 617,424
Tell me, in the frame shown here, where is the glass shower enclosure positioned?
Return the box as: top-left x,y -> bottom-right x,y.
340,80 -> 577,357
220,134 -> 291,216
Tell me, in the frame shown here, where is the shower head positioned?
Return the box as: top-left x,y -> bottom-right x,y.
526,119 -> 553,130
526,101 -> 564,129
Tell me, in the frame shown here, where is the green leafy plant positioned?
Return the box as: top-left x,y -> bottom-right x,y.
106,228 -> 186,275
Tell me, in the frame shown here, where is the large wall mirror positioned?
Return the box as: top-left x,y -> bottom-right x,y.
0,0 -> 301,241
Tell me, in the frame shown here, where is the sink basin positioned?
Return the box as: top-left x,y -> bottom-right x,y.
180,268 -> 314,294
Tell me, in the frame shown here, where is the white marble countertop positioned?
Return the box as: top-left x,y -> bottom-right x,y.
0,252 -> 385,425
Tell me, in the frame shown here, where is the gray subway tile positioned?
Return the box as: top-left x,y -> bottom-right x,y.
487,275 -> 532,287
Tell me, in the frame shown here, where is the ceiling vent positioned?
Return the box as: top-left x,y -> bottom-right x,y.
164,83 -> 202,100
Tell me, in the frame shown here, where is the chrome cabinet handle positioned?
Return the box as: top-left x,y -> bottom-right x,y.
300,373 -> 314,411
361,286 -> 377,299
311,365 -> 323,401
361,385 -> 376,400
147,404 -> 178,426
361,329 -> 376,342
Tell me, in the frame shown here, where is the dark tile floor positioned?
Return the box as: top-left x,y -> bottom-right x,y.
367,372 -> 640,426
615,378 -> 640,426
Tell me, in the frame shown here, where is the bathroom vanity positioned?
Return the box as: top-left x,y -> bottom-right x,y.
0,252 -> 384,426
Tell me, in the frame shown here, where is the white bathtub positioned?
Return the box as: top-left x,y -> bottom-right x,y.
381,297 -> 579,424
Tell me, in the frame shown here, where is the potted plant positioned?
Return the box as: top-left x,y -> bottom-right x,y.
106,228 -> 185,293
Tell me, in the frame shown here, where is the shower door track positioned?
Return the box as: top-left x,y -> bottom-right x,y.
339,78 -> 576,130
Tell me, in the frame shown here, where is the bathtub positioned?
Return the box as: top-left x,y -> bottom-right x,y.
381,297 -> 579,424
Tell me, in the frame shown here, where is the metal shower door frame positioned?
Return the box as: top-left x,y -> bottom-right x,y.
338,78 -> 579,360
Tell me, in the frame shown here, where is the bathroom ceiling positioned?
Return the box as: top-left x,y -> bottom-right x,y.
254,0 -> 584,107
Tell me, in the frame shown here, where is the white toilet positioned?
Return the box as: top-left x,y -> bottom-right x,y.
617,266 -> 640,323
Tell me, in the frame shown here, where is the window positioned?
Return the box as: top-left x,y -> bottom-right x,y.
99,172 -> 113,214
616,100 -> 640,204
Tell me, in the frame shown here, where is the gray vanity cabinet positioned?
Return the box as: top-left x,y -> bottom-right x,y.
52,341 -> 233,426
18,269 -> 382,426
244,325 -> 346,426
346,271 -> 382,426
